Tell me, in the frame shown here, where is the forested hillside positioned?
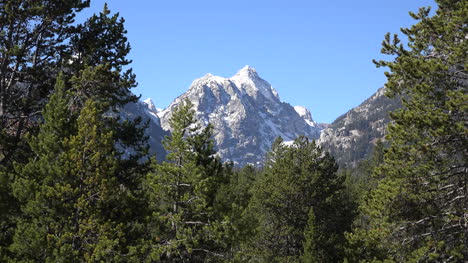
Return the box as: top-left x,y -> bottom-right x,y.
0,0 -> 466,262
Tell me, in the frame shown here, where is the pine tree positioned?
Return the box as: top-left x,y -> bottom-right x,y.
7,74 -> 73,261
11,93 -> 151,261
1,3 -> 153,260
66,5 -> 152,207
243,136 -> 354,262
302,209 -> 318,263
346,1 -> 467,261
67,3 -> 138,109
216,164 -> 258,261
0,2 -> 89,255
0,167 -> 16,261
0,0 -> 90,166
150,99 -> 227,262
58,99 -> 134,261
344,140 -> 386,206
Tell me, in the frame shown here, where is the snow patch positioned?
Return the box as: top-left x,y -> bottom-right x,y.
294,106 -> 309,117
143,98 -> 157,113
294,105 -> 317,127
230,65 -> 277,101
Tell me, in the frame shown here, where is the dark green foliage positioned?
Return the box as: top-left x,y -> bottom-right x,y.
9,77 -> 151,262
302,209 -> 318,263
1,2 -> 153,261
216,164 -> 258,261
343,140 -> 386,205
5,74 -> 72,261
0,167 -> 16,261
70,3 -> 131,70
0,0 -> 90,167
67,3 -> 138,109
75,7 -> 154,206
242,136 -> 355,262
347,1 -> 467,262
149,99 -> 229,262
6,1 -> 465,262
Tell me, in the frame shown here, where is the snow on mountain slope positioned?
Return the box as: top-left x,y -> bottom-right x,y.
158,66 -> 323,166
124,69 -> 400,168
143,98 -> 158,113
294,105 -> 318,127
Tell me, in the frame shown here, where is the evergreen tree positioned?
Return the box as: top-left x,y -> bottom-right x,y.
0,0 -> 90,166
10,75 -> 151,261
5,4 -> 154,259
216,164 -> 258,261
1,3 -> 152,258
243,136 -> 354,262
346,1 -> 467,261
150,99 -> 227,262
302,209 -> 318,263
8,74 -> 74,261
0,166 -> 16,260
344,140 -> 386,206
67,3 -> 138,109
66,6 -> 152,208
0,2 -> 89,255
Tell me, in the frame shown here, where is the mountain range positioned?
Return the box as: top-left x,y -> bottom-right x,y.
124,66 -> 401,167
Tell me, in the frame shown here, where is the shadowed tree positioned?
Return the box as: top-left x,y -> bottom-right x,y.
242,136 -> 355,262
346,1 -> 467,261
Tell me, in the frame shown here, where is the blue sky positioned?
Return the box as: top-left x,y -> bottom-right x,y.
79,0 -> 436,123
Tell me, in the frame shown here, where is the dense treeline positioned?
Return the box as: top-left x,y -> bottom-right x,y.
0,0 -> 466,262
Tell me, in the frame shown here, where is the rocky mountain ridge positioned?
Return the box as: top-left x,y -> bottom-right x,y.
128,67 -> 401,167
156,66 -> 322,165
318,87 -> 401,167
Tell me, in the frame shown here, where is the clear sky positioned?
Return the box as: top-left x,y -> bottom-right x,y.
79,0 -> 436,124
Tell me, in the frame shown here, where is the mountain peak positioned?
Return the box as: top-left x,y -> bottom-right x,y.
143,98 -> 157,113
234,65 -> 259,78
158,66 -> 323,166
294,106 -> 317,127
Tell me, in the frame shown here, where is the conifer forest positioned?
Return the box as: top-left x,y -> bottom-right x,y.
0,0 -> 466,262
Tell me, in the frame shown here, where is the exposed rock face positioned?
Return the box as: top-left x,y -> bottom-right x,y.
127,68 -> 401,168
120,99 -> 168,161
121,71 -> 401,167
318,87 -> 402,167
157,66 -> 322,166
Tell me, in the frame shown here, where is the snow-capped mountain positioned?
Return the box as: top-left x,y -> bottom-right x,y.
157,65 -> 322,165
318,87 -> 402,167
124,68 -> 401,168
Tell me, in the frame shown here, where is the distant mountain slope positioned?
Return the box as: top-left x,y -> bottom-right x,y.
318,88 -> 402,167
157,66 -> 323,166
120,99 -> 168,161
